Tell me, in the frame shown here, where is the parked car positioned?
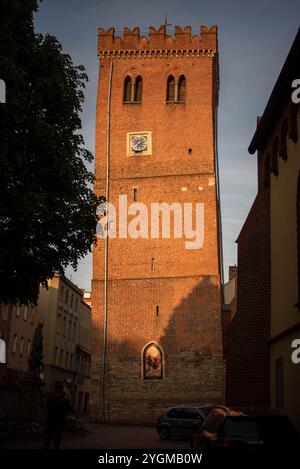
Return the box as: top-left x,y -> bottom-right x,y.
191,406 -> 300,449
156,404 -> 213,440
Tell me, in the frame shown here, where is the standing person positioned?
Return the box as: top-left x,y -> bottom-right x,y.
44,383 -> 71,449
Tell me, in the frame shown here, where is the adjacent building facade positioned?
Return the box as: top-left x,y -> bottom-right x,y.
248,29 -> 300,433
0,274 -> 92,418
227,29 -> 300,433
91,24 -> 224,424
0,302 -> 39,420
37,274 -> 91,412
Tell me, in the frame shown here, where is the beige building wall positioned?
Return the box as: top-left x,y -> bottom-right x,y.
7,303 -> 38,372
271,108 -> 300,433
36,274 -> 82,407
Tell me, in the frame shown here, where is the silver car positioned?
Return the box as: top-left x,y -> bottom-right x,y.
156,404 -> 213,440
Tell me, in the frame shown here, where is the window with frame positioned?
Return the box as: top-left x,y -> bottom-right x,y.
167,75 -> 175,102
124,75 -> 143,103
143,343 -> 163,380
178,75 -> 186,102
123,76 -> 132,102
134,76 -> 143,102
19,337 -> 24,356
12,335 -> 18,353
1,304 -> 8,321
60,349 -> 64,367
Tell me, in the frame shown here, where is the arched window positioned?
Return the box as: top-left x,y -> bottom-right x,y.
143,343 -> 163,380
134,76 -> 142,102
167,75 -> 175,102
178,75 -> 186,102
123,76 -> 132,102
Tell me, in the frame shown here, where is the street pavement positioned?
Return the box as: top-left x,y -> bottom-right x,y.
3,423 -> 191,449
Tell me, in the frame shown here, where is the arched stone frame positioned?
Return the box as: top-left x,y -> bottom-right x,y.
142,342 -> 164,380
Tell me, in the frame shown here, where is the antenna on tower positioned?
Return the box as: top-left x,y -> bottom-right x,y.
162,13 -> 171,35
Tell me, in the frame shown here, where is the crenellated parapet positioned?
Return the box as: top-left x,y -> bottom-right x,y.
98,25 -> 217,59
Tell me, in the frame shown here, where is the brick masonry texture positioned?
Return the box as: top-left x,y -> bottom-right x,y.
226,182 -> 271,407
91,25 -> 224,423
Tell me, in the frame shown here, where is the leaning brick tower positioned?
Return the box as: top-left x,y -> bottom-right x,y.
91,24 -> 224,424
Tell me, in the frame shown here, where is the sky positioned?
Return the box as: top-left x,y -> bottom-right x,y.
35,0 -> 300,291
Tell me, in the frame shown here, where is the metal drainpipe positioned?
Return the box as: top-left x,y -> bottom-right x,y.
213,53 -> 224,287
101,60 -> 113,423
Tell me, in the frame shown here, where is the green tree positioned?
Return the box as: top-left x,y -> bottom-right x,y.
0,0 -> 102,304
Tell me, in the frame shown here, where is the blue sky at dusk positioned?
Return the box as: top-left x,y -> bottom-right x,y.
35,0 -> 300,290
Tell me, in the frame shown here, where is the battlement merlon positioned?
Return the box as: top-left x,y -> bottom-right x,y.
97,25 -> 218,54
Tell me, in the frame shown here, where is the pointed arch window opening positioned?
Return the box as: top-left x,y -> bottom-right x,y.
123,76 -> 143,103
123,76 -> 132,103
134,76 -> 143,103
167,75 -> 175,102
142,343 -> 164,380
167,74 -> 186,104
178,75 -> 186,103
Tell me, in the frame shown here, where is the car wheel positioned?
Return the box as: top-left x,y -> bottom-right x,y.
158,426 -> 170,440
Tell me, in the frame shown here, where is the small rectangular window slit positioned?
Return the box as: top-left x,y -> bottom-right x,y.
151,258 -> 155,271
156,306 -> 159,316
134,188 -> 138,201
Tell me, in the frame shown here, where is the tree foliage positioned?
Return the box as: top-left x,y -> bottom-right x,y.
0,0 -> 102,304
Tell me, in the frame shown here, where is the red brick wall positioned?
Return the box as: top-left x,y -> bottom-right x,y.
226,183 -> 271,407
91,25 -> 224,423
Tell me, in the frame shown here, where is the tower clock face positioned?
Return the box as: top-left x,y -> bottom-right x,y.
131,135 -> 148,152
